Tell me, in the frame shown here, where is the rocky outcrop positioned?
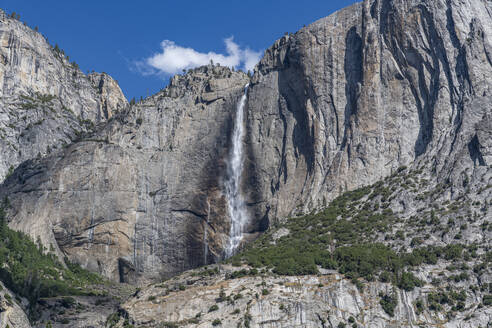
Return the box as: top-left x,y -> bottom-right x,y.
0,282 -> 31,328
0,0 -> 491,285
30,284 -> 136,328
88,72 -> 128,119
0,9 -> 127,180
1,65 -> 250,282
243,0 -> 492,224
117,264 -> 491,328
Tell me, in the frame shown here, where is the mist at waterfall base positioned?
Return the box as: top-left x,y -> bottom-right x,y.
224,84 -> 249,258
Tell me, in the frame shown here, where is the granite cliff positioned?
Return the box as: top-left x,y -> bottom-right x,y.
243,0 -> 491,222
0,0 -> 490,326
0,9 -> 127,180
2,64 -> 251,282
3,0 -> 490,282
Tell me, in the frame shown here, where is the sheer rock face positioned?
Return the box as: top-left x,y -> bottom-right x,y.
0,0 -> 491,284
0,9 -> 127,180
243,0 -> 491,224
1,65 -> 250,282
88,72 -> 128,119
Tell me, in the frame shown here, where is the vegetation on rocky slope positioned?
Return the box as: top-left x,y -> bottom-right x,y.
112,166 -> 486,327
0,197 -> 104,318
231,166 -> 491,293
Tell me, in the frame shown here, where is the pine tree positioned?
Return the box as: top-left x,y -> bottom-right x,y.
0,207 -> 5,235
0,197 -> 8,235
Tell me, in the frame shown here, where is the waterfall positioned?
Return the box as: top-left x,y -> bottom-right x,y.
224,84 -> 249,258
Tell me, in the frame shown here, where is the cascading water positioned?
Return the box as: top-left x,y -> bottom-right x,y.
224,84 -> 249,258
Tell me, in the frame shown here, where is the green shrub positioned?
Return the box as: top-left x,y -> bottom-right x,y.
334,244 -> 399,281
60,297 -> 76,308
443,244 -> 464,260
197,267 -> 220,277
188,317 -> 200,324
379,271 -> 392,283
414,299 -> 424,314
483,295 -> 492,306
226,268 -> 258,279
106,312 -> 120,327
4,293 -> 13,306
162,322 -> 179,328
379,292 -> 398,317
427,291 -> 452,311
397,272 -> 423,291
209,304 -> 219,312
212,319 -> 222,326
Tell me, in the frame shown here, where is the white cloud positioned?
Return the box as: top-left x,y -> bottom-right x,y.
138,37 -> 262,76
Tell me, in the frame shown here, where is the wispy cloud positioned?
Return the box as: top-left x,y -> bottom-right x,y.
136,37 -> 262,76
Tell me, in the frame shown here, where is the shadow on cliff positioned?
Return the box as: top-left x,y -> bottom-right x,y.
242,38 -> 318,230
341,26 -> 363,163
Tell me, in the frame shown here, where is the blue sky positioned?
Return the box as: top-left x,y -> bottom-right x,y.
3,0 -> 358,100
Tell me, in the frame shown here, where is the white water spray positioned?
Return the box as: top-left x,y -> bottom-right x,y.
225,84 -> 249,258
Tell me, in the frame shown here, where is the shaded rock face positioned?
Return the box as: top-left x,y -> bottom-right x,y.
0,0 -> 490,284
0,9 -> 127,180
244,0 -> 491,223
1,65 -> 250,282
